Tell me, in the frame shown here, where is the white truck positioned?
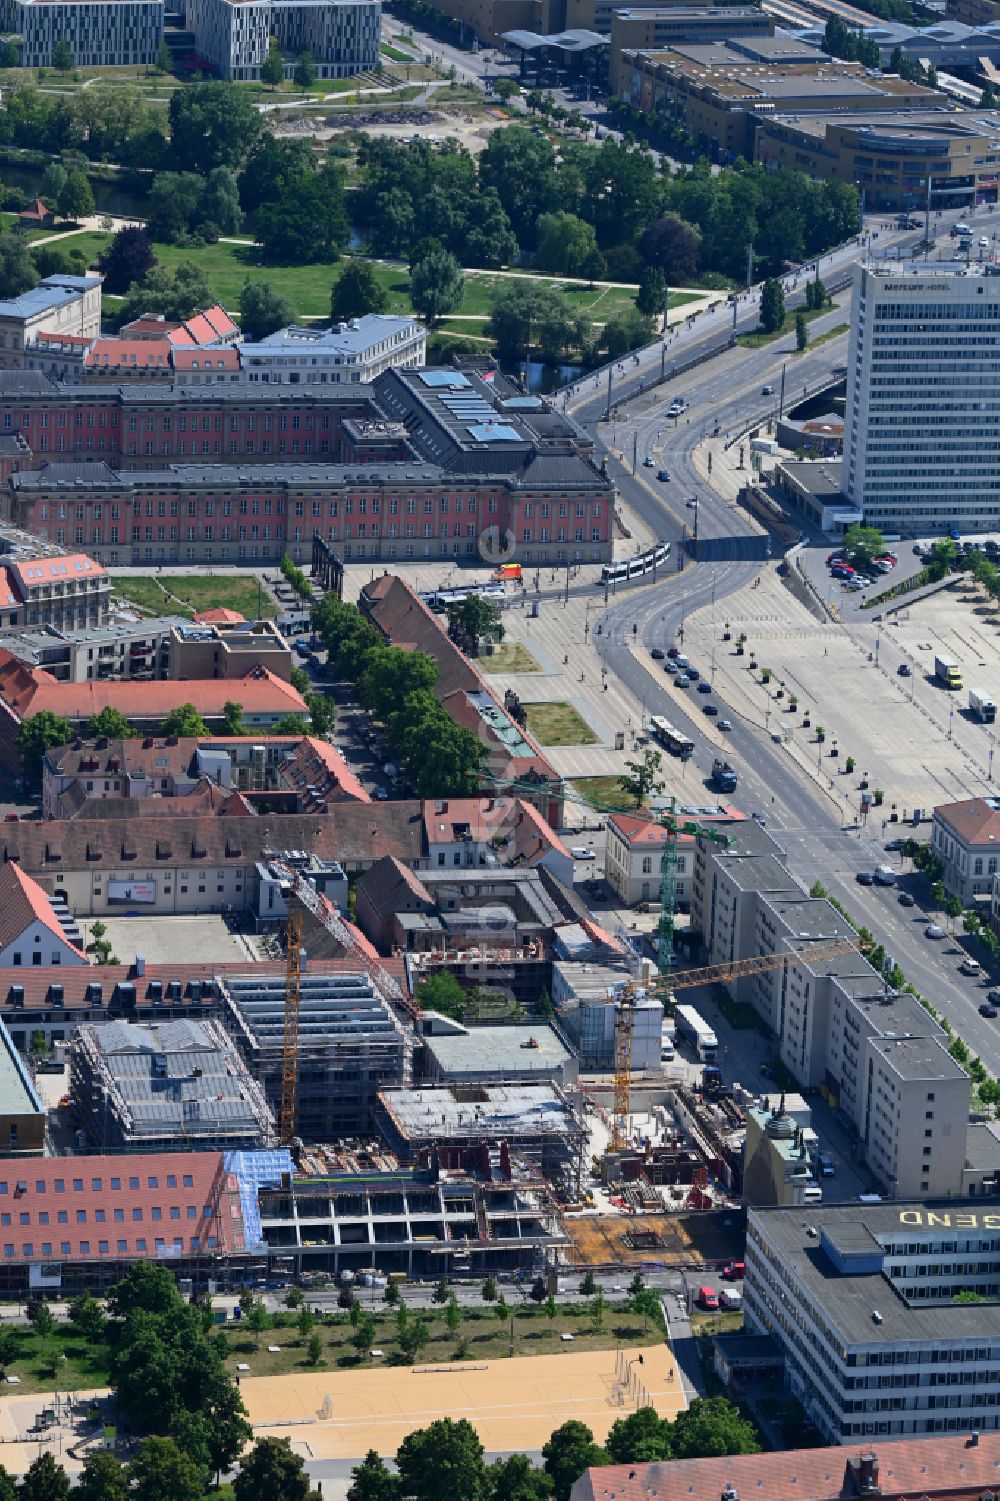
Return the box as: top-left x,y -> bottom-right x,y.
674,1003 -> 718,1063
970,686 -> 997,724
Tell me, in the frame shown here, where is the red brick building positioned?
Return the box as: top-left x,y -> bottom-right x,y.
0,368 -> 615,569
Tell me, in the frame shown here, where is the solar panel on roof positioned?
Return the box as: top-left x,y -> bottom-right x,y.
418,371 -> 470,388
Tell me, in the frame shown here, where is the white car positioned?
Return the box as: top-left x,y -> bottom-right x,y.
571,846 -> 596,860
960,957 -> 982,976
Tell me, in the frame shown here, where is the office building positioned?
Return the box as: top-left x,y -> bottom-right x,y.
422,1023 -> 577,1086
844,261 -> 1000,532
238,316 -> 427,385
186,0 -> 380,80
0,0 -> 162,67
69,1018 -> 275,1153
745,1199 -> 1000,1441
692,822 -> 971,1198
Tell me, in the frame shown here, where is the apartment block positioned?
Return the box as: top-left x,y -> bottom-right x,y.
692,822 -> 971,1198
844,262 -> 1000,532
0,0 -> 161,68
187,0 -> 380,80
237,317 -> 426,386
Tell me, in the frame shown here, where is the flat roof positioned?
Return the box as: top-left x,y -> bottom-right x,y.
0,1017 -> 42,1119
424,1025 -> 572,1076
751,1199 -> 1000,1345
379,1083 -> 580,1141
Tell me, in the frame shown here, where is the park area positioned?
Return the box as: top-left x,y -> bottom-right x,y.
113,574 -> 276,619
524,702 -> 598,746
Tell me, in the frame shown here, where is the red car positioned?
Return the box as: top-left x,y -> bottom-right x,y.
698,1286 -> 719,1310
667,646 -> 680,659
722,1261 -> 745,1280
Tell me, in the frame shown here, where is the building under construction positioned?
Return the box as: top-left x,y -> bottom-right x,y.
256,1160 -> 569,1279
69,1018 -> 275,1153
376,1083 -> 587,1198
218,971 -> 410,1141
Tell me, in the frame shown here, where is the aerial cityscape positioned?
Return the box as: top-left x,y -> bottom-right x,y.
0,0 -> 990,1497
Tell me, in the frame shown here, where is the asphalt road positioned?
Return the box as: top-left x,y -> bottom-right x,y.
559,205 -> 1000,1079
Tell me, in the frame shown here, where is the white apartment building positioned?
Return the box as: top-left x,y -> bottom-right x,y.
186,0 -> 380,80
0,277 -> 102,372
844,259 -> 1000,533
0,0 -> 162,67
692,822 -> 971,1198
238,316 -> 426,386
745,1199 -> 1000,1442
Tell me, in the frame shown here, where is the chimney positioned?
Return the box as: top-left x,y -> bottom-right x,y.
858,1453 -> 879,1494
969,1432 -> 981,1448
135,953 -> 145,977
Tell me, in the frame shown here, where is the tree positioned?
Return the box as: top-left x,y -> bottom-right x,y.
88,707 -> 137,741
272,713 -> 310,736
432,1279 -> 449,1304
331,260 -> 390,322
169,83 -> 263,174
0,1329 -> 18,1377
795,309 -> 808,352
246,1295 -> 270,1349
238,136 -> 315,216
535,211 -> 600,278
602,309 -> 654,359
239,280 -> 295,341
628,1272 -> 645,1298
945,894 -> 963,931
606,1406 -> 671,1464
639,215 -> 702,282
294,50 -> 317,87
41,163 -> 67,205
351,1310 -> 377,1358
843,524 -> 885,567
589,1289 -> 605,1330
297,1305 -> 315,1338
156,36 -> 173,73
668,1396 -> 761,1458
257,166 -> 348,264
410,246 -> 464,326
445,595 -> 503,656
76,1454 -> 128,1501
478,126 -> 558,244
119,261 -> 214,324
51,36 -> 74,71
306,1331 -> 323,1366
57,170 -> 94,222
636,264 -> 666,319
261,37 -> 285,90
445,1295 -> 462,1336
981,81 -> 997,108
201,167 -> 243,235
926,538 -> 957,581
129,1437 -> 205,1501
236,1438 -> 315,1501
347,1451 -> 399,1501
98,227 -> 156,296
619,747 -> 664,807
396,1418 -> 487,1501
495,1294 -> 509,1324
398,1314 -> 429,1363
383,1279 -> 400,1305
17,710 -> 72,784
759,278 -> 785,334
542,1421 -> 607,1501
0,40 -> 18,66
579,1270 -> 597,1297
68,1293 -> 106,1341
481,1275 -> 498,1303
489,1455 -> 552,1501
0,231 -> 39,298
413,970 -> 466,1021
223,700 -> 245,736
160,702 -> 209,738
21,1454 -> 69,1501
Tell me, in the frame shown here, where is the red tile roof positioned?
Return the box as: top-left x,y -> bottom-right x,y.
84,339 -> 172,371
574,1435 -> 1000,1501
935,797 -> 1000,848
0,862 -> 84,959
0,1151 -> 245,1263
280,735 -> 371,805
8,554 -> 106,592
0,659 -> 307,724
18,199 -> 51,222
200,304 -> 239,340
0,569 -> 17,611
171,347 -> 240,372
123,315 -> 181,339
607,805 -> 745,848
193,607 -> 246,625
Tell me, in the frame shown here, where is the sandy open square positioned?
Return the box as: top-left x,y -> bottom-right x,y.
242,1345 -> 682,1457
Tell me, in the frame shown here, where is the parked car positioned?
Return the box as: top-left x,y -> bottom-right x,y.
885,837 -> 905,851
721,1261 -> 745,1280
697,1286 -> 719,1311
979,1003 -> 998,1019
570,846 -> 596,860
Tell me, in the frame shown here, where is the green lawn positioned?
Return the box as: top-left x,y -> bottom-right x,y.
114,574 -> 276,619
220,1300 -> 657,1378
737,304 -> 831,349
799,321 -> 849,353
0,1325 -> 111,1396
524,701 -> 598,746
481,641 -> 541,673
568,775 -> 635,812
381,42 -> 415,60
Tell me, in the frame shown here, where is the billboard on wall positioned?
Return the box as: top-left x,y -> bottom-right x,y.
108,880 -> 157,904
29,1263 -> 62,1289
